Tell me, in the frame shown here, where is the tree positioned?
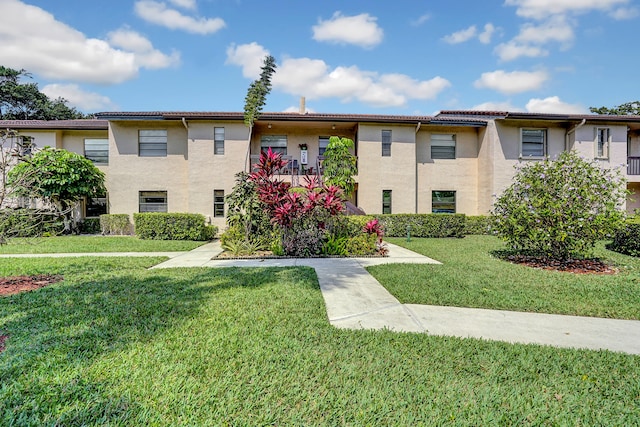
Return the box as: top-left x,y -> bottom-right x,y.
590,101 -> 640,115
0,66 -> 87,120
492,151 -> 627,261
8,147 -> 106,234
321,136 -> 358,196
242,55 -> 277,170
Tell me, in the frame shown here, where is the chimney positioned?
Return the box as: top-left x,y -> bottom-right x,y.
299,96 -> 306,114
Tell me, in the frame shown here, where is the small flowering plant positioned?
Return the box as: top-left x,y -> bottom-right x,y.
363,219 -> 384,243
491,150 -> 627,261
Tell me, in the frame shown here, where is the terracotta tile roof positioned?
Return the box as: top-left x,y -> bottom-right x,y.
0,119 -> 108,130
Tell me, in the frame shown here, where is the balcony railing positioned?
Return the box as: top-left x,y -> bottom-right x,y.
628,157 -> 640,175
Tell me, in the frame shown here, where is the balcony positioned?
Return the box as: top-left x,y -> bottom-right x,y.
628,157 -> 640,175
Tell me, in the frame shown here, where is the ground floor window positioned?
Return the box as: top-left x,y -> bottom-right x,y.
85,193 -> 108,217
382,190 -> 392,214
214,190 -> 225,217
432,191 -> 455,213
139,191 -> 168,213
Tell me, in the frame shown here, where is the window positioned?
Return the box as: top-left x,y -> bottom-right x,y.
214,127 -> 225,155
214,189 -> 225,217
17,136 -> 33,157
431,134 -> 456,159
382,190 -> 392,214
520,129 -> 546,158
382,130 -> 391,157
261,135 -> 287,155
84,138 -> 108,164
139,191 -> 167,212
85,193 -> 108,217
319,136 -> 330,156
596,127 -> 610,159
139,130 -> 167,157
432,191 -> 456,213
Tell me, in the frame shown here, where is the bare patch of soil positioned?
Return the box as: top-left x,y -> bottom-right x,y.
504,254 -> 616,274
0,334 -> 7,353
0,274 -> 63,296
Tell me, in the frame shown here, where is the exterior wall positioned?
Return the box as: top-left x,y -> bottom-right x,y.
356,123 -> 416,214
572,124 -> 627,170
416,126 -> 479,214
17,130 -> 57,149
107,121 -> 188,219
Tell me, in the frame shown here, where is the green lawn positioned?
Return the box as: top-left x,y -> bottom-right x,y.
1,257 -> 639,425
0,235 -> 206,253
369,235 -> 640,320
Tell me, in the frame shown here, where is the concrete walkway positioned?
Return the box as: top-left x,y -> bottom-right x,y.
6,242 -> 640,355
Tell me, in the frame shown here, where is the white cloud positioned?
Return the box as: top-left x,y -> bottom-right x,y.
494,41 -> 548,61
226,43 -> 450,108
168,0 -> 196,10
478,23 -> 497,44
411,14 -> 431,26
134,0 -> 225,35
609,6 -> 640,19
442,25 -> 477,44
472,101 -> 522,112
514,16 -> 574,47
475,70 -> 549,94
0,0 -> 177,84
107,28 -> 180,69
225,42 -> 271,79
41,84 -> 117,111
525,96 -> 586,113
312,12 -> 383,48
283,105 -> 316,113
505,0 -> 630,20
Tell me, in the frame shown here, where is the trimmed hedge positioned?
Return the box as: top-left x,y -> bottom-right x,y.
606,222 -> 640,257
134,213 -> 217,241
464,216 -> 494,235
79,218 -> 101,234
373,214 -> 466,238
100,214 -> 131,235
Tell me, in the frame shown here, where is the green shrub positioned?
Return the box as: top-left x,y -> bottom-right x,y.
133,213 -> 214,241
374,214 -> 466,238
0,209 -> 64,238
464,216 -> 493,235
330,215 -> 376,238
344,234 -> 377,256
606,223 -> 640,256
100,214 -> 131,235
79,218 -> 101,234
321,235 -> 348,256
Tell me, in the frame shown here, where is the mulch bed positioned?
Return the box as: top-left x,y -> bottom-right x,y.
0,274 -> 64,296
504,254 -> 616,274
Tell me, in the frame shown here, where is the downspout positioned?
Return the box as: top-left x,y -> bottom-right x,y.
565,118 -> 586,151
415,121 -> 421,213
181,117 -> 188,130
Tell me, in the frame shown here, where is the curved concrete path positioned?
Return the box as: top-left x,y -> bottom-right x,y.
5,242 -> 639,355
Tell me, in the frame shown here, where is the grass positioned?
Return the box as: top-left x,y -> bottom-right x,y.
369,235 -> 640,320
0,257 -> 639,425
0,235 -> 206,253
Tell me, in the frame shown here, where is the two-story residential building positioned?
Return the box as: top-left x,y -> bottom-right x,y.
2,109 -> 640,230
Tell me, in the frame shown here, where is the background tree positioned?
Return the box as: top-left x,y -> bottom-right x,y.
492,151 -> 627,261
590,101 -> 640,115
8,147 -> 106,234
0,66 -> 87,120
242,55 -> 276,170
321,136 -> 358,197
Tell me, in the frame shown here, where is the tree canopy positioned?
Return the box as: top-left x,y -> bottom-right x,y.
243,55 -> 277,128
589,101 -> 640,115
0,66 -> 88,120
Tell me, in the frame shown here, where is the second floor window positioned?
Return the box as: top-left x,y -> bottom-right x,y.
84,138 -> 108,164
596,127 -> 610,159
214,127 -> 225,155
521,129 -> 546,158
431,134 -> 456,159
382,130 -> 391,157
261,135 -> 287,156
139,130 -> 167,157
319,136 -> 330,156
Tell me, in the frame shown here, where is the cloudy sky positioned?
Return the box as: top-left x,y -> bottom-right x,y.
1,0 -> 638,115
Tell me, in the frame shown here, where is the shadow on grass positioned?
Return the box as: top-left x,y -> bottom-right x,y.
0,266 -> 316,424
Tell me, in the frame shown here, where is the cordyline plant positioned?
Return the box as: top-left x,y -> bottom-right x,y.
249,148 -> 345,256
491,150 -> 627,261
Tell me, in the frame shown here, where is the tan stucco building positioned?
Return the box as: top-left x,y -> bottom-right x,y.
3,109 -> 640,229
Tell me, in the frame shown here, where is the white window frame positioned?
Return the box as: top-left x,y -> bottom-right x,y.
381,130 -> 391,157
84,138 -> 109,164
139,130 -> 167,157
520,128 -> 547,159
214,127 -> 225,155
431,134 -> 456,159
595,127 -> 610,159
139,191 -> 168,213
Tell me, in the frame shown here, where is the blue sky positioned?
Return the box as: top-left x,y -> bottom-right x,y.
1,0 -> 638,115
